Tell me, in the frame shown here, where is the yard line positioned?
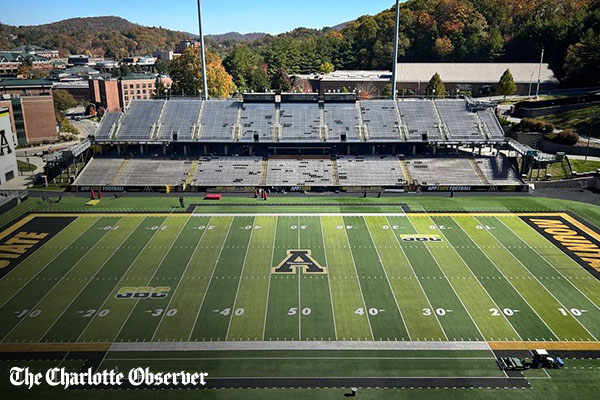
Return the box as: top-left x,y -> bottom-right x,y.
297,216 -> 301,340
384,216 -> 447,341
469,216 -> 560,340
106,356 -> 496,361
319,217 -> 338,341
112,217 -> 190,342
496,217 -> 599,341
341,218 -> 374,340
225,217 -> 256,341
504,219 -> 600,313
74,217 -> 161,342
0,217 -> 93,310
1,218 -> 106,342
435,217 -> 522,341
151,217 -> 213,342
37,218 -> 146,343
261,217 -> 278,341
363,217 -> 411,341
405,216 -> 487,341
188,218 -> 235,341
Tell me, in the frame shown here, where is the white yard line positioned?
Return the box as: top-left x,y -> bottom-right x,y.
191,213 -> 410,217
383,216 -> 448,341
405,216 -> 487,342
111,217 -> 190,343
1,217 -> 112,342
261,217 -> 278,341
74,217 -> 166,342
150,217 -> 213,341
224,217 -> 256,341
340,216 -> 375,340
188,218 -> 235,341
470,216 -> 560,341
494,217 -> 598,341
0,217 -> 94,310
297,216 -> 302,340
37,218 -> 147,343
319,216 -> 339,341
363,216 -> 411,341
432,217 -> 522,342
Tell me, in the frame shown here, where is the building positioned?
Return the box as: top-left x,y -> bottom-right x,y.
89,74 -> 173,112
50,66 -> 100,82
53,81 -> 90,102
10,44 -> 60,59
0,79 -> 58,145
0,51 -> 53,76
174,40 -> 200,55
153,50 -> 174,61
68,55 -> 90,66
303,63 -> 560,97
0,107 -> 19,185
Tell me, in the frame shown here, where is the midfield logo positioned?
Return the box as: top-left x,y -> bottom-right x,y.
273,250 -> 327,275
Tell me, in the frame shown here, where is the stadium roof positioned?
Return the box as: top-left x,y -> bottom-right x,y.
395,63 -> 559,84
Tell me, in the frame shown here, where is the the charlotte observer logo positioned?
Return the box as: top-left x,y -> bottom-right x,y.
10,367 -> 208,389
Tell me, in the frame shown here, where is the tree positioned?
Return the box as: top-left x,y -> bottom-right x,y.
271,67 -> 291,91
563,28 -> 600,87
426,73 -> 446,98
52,90 -> 78,113
434,37 -> 454,60
153,77 -> 166,98
169,47 -> 236,98
154,59 -> 171,74
497,69 -> 517,98
249,66 -> 270,92
319,61 -> 335,74
223,44 -> 262,92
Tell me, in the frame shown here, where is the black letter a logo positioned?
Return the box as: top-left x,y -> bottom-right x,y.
0,130 -> 12,156
273,250 -> 326,275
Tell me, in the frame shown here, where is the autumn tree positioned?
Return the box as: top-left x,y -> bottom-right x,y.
52,90 -> 78,113
497,69 -> 517,98
426,73 -> 446,98
319,61 -> 335,74
153,77 -> 167,98
271,67 -> 291,92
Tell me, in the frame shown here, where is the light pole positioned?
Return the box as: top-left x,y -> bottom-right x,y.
197,0 -> 209,100
528,71 -> 534,97
391,0 -> 401,100
535,48 -> 544,99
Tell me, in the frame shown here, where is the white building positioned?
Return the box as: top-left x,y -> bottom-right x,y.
0,107 -> 18,185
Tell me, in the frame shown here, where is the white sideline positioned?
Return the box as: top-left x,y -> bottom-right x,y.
191,213 -> 407,217
109,341 -> 491,352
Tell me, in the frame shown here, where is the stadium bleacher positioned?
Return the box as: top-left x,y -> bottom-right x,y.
476,157 -> 521,185
435,100 -> 483,141
337,156 -> 405,186
279,103 -> 321,142
398,101 -> 441,141
116,100 -> 165,141
323,103 -> 361,141
200,100 -> 239,140
239,103 -> 276,142
158,99 -> 203,141
477,109 -> 505,139
193,156 -> 264,186
406,158 -> 483,186
95,112 -> 121,141
75,158 -> 190,186
266,158 -> 334,186
360,100 -> 402,141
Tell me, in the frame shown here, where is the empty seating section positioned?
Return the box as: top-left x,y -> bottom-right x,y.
399,101 -> 441,141
73,158 -> 123,185
158,100 -> 203,141
406,158 -> 482,186
279,103 -> 321,141
360,100 -> 401,140
476,157 -> 521,185
201,101 -> 239,140
94,112 -> 121,140
323,103 -> 360,141
239,103 -> 275,141
117,100 -> 165,140
435,100 -> 482,140
266,159 -> 333,186
337,156 -> 405,186
74,158 -> 189,186
193,157 -> 263,186
478,109 -> 505,139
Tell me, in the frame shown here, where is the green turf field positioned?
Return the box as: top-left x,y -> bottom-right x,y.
2,211 -> 600,345
3,196 -> 600,399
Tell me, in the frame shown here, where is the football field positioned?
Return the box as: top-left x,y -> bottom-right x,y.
2,211 -> 600,349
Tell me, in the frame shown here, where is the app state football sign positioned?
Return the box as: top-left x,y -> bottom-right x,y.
273,250 -> 327,274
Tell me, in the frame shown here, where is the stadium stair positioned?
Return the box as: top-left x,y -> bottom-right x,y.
399,158 -> 412,184
356,102 -> 367,141
320,107 -> 327,142
152,101 -> 168,141
431,101 -> 449,141
184,160 -> 199,189
194,101 -> 206,140
234,104 -> 243,140
110,159 -> 130,185
260,159 -> 268,185
394,102 -> 408,141
468,158 -> 490,185
331,159 -> 340,186
474,112 -> 490,141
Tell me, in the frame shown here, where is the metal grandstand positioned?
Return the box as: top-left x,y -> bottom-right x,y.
93,97 -> 508,145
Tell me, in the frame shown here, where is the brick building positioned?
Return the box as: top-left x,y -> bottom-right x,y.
0,79 -> 58,145
89,74 -> 172,112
